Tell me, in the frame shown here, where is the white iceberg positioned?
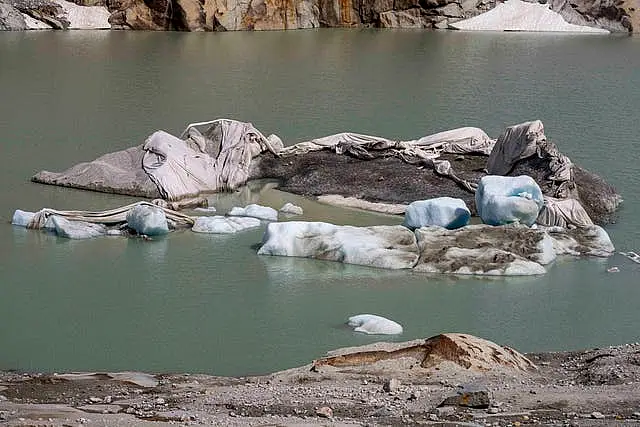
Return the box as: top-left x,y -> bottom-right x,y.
347,314 -> 403,335
11,209 -> 36,227
228,204 -> 278,221
475,175 -> 544,226
279,202 -> 304,216
403,197 -> 470,230
192,216 -> 261,234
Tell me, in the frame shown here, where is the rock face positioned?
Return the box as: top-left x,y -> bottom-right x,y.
313,333 -> 537,372
0,1 -> 27,29
258,221 -> 421,270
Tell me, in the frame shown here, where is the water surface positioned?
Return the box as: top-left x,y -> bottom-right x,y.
1,30 -> 639,375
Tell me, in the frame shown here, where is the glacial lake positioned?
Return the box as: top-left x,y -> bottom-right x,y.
1,29 -> 639,376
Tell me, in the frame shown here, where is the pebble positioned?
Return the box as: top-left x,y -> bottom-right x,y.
590,411 -> 605,419
633,412 -> 640,419
155,397 -> 166,405
316,406 -> 333,418
383,378 -> 400,393
0,395 -> 7,401
488,407 -> 500,414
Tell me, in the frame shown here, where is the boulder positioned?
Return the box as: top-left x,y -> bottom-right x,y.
347,314 -> 403,335
192,215 -> 261,233
228,204 -> 278,221
475,175 -> 543,226
313,333 -> 537,372
126,204 -> 169,236
50,215 -> 107,239
258,221 -> 420,270
403,197 -> 470,230
413,224 -> 554,276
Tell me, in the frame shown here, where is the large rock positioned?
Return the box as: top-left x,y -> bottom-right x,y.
313,333 -> 537,372
475,175 -> 544,226
413,224 -> 553,276
403,197 -> 470,230
258,221 -> 420,270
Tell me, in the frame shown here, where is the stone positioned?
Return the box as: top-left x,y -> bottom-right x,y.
313,333 -> 537,372
316,406 -> 333,418
348,314 -> 403,335
590,411 -> 605,419
402,197 -> 470,230
383,378 -> 401,393
126,205 -> 169,236
439,390 -> 491,409
258,221 -> 420,270
475,175 -> 544,226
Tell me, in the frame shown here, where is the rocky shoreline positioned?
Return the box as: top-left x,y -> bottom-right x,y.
1,334 -> 640,426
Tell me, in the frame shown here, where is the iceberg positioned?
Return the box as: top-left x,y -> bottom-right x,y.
403,197 -> 470,230
192,216 -> 261,234
50,215 -> 107,239
347,314 -> 403,335
126,205 -> 169,236
475,175 -> 543,226
228,204 -> 278,221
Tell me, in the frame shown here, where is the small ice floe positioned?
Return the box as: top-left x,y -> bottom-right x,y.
607,267 -> 620,273
192,216 -> 261,234
347,314 -> 403,335
228,204 -> 278,221
279,202 -> 303,216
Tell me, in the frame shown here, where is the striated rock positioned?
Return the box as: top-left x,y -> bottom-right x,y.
413,224 -> 554,276
313,333 -> 537,372
0,2 -> 27,29
258,221 -> 420,270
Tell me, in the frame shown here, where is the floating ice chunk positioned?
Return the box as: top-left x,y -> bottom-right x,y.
347,314 -> 403,335
403,197 -> 470,230
258,221 -> 419,270
51,215 -> 106,239
126,205 -> 169,236
279,202 -> 303,216
228,204 -> 278,221
192,216 -> 261,234
475,175 -> 543,226
11,210 -> 35,227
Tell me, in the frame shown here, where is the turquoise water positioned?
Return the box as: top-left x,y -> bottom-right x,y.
1,30 -> 639,375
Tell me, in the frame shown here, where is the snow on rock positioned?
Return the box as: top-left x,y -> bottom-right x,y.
52,0 -> 110,29
51,215 -> 106,239
279,202 -> 304,216
475,175 -> 544,226
258,221 -> 420,270
126,205 -> 169,236
403,197 -> 470,230
228,204 -> 278,221
192,215 -> 261,234
413,224 -> 553,276
347,314 -> 403,335
449,0 -> 608,33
